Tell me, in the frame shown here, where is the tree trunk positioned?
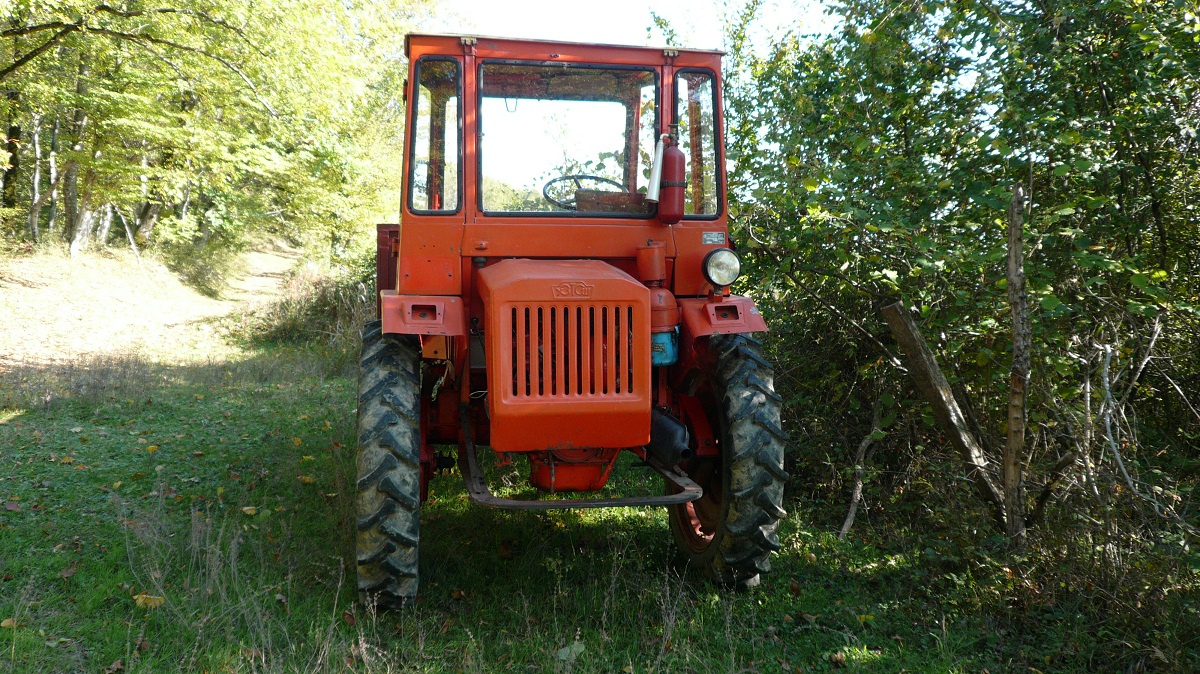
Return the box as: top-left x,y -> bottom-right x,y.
63,159 -> 80,240
94,202 -> 113,244
118,207 -> 144,269
881,302 -> 1007,531
69,168 -> 96,256
2,89 -> 19,210
27,160 -> 72,241
1004,184 -> 1030,546
46,110 -> 60,233
64,53 -> 88,243
27,113 -> 42,242
134,202 -> 161,242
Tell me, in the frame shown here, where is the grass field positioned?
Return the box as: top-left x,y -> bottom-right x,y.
1,247 -> 1195,673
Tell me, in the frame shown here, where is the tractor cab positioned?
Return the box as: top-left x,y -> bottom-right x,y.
407,36 -> 716,220
358,35 -> 787,607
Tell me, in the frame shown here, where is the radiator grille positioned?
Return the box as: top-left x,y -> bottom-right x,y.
506,304 -> 638,399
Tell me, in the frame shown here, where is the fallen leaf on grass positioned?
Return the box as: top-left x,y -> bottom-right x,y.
104,658 -> 124,673
1,617 -> 15,628
341,610 -> 356,626
451,589 -> 466,600
132,593 -> 165,609
4,502 -> 19,512
241,507 -> 257,516
297,476 -> 315,484
438,619 -> 454,634
112,481 -> 122,490
59,456 -> 75,465
58,565 -> 78,579
292,437 -> 302,447
145,445 -> 158,453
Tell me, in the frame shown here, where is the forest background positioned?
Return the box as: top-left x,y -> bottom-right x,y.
1,0 -> 1198,671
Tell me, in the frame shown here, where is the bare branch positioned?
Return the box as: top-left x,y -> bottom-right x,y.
2,5 -> 267,86
29,160 -> 76,210
90,28 -> 277,116
1151,362 -> 1200,423
1,21 -> 74,38
1118,316 -> 1161,409
1025,451 -> 1077,528
839,396 -> 883,540
117,38 -> 189,81
91,4 -> 267,57
0,25 -> 82,81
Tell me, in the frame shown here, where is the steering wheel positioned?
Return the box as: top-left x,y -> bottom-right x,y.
542,174 -> 625,210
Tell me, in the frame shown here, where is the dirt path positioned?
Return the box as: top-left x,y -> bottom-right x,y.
0,243 -> 300,369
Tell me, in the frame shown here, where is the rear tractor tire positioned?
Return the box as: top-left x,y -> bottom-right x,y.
670,333 -> 789,588
355,320 -> 422,608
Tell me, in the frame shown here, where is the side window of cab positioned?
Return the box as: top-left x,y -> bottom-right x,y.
674,69 -> 720,218
408,58 -> 462,213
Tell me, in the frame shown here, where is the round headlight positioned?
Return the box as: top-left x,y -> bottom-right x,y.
702,248 -> 742,288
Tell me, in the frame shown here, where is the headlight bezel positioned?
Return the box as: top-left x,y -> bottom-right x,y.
702,248 -> 742,288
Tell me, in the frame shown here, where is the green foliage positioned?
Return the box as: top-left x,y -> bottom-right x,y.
2,0 -> 428,261
725,0 -> 1200,580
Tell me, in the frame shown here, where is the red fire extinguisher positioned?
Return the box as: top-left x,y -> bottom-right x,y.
647,133 -> 686,224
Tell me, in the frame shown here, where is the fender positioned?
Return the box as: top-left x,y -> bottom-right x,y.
677,295 -> 768,340
674,296 -> 768,388
380,292 -> 467,337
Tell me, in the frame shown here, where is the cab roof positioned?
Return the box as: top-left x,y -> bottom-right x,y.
404,33 -> 724,68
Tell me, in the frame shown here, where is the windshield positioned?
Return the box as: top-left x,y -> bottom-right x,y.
479,62 -> 657,216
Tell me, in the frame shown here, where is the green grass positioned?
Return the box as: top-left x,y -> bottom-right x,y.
1,261 -> 1197,674
4,349 -> 1194,673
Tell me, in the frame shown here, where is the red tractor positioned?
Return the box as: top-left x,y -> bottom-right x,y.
358,34 -> 787,607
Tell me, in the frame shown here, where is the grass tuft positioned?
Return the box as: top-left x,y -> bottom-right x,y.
223,260 -> 375,373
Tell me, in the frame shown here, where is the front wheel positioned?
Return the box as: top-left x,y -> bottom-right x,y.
669,333 -> 789,588
355,320 -> 422,607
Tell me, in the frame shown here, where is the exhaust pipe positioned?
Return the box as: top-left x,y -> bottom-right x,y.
647,408 -> 693,467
